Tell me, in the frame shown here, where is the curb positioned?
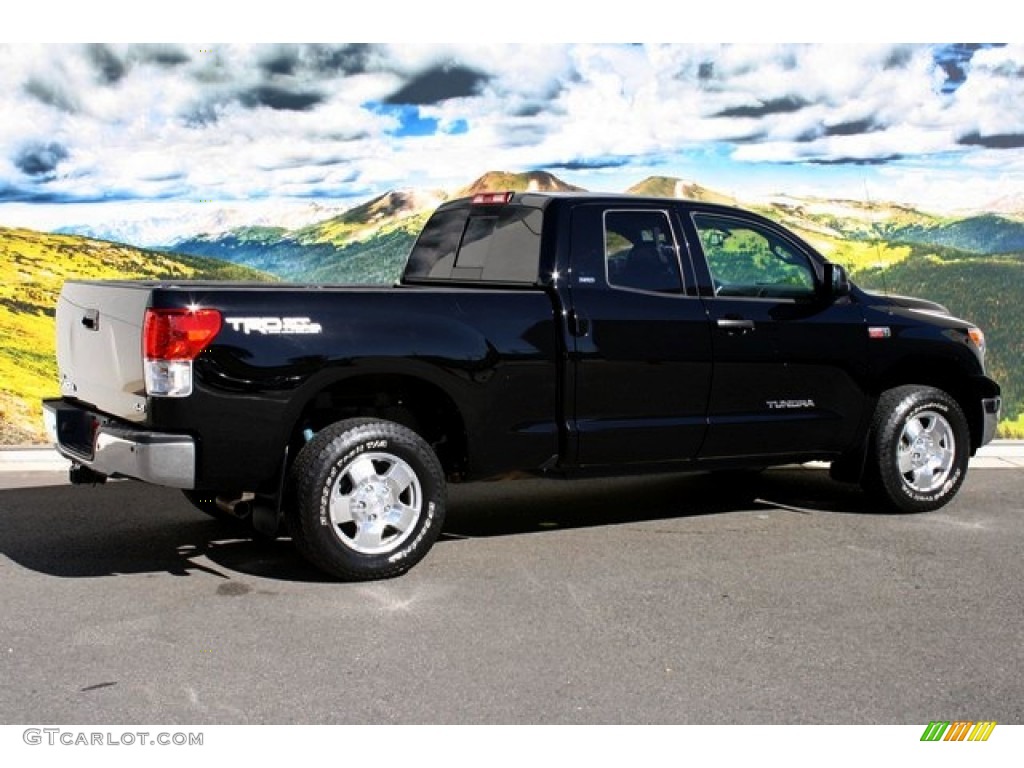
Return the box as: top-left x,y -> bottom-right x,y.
0,448 -> 72,473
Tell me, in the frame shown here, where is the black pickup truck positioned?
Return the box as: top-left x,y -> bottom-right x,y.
44,191 -> 1001,580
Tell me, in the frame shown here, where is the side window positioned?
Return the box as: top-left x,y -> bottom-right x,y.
604,210 -> 683,294
693,213 -> 816,299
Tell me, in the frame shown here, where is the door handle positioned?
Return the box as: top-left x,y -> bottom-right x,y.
568,310 -> 590,337
716,317 -> 755,333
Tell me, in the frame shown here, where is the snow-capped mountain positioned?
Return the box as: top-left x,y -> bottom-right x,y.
54,199 -> 358,248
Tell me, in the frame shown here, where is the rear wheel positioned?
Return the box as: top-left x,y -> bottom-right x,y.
864,385 -> 969,513
287,418 -> 446,580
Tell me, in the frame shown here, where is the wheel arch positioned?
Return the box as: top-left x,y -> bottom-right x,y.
873,357 -> 988,454
284,372 -> 469,479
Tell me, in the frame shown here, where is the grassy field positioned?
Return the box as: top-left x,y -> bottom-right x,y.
0,227 -> 273,442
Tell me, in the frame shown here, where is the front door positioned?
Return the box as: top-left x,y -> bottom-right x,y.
683,210 -> 868,461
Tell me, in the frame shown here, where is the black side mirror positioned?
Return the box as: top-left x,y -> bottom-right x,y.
822,262 -> 851,298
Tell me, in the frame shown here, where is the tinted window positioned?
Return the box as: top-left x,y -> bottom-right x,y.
604,210 -> 683,294
693,213 -> 816,299
405,205 -> 542,284
404,208 -> 467,280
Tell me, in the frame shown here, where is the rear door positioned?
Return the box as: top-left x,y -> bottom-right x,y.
567,203 -> 712,467
682,210 -> 867,460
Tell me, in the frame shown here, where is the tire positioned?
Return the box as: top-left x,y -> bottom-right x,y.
286,418 -> 447,581
864,385 -> 969,513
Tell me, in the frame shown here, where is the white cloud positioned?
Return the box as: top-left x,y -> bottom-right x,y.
0,43 -> 1022,217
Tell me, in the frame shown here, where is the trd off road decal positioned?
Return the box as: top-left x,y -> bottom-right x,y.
225,317 -> 322,335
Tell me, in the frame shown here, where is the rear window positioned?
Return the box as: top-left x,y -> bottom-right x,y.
404,204 -> 543,284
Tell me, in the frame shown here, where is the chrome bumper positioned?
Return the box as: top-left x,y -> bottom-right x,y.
43,399 -> 196,489
981,396 -> 1001,447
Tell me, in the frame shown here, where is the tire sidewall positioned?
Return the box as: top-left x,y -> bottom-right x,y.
874,388 -> 969,513
292,420 -> 446,579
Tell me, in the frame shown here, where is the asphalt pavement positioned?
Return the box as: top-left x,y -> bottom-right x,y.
1,452 -> 1022,724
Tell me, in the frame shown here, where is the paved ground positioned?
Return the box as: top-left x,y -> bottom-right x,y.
1,463 -> 1021,724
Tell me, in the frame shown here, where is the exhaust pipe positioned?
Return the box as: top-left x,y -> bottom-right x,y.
214,491 -> 281,538
214,492 -> 255,519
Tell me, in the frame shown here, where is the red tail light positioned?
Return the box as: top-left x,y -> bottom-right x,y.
471,191 -> 513,205
143,308 -> 222,361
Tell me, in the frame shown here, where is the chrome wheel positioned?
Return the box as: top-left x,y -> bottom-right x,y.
328,452 -> 422,555
866,386 -> 969,514
289,419 -> 447,581
896,409 -> 956,494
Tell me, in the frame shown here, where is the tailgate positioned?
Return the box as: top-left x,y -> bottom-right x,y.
56,282 -> 153,422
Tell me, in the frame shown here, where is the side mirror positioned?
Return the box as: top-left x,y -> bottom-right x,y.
822,262 -> 851,298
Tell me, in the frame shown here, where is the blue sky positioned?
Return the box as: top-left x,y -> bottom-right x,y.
2,40 -> 1023,241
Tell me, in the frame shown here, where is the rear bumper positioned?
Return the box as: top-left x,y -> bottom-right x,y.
43,399 -> 195,489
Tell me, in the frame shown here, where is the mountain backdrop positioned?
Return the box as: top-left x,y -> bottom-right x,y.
3,169 -> 1023,442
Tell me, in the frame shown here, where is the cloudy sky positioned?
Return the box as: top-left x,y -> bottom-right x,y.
2,42 -> 1023,240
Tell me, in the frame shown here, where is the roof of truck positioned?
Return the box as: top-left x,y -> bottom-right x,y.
436,190 -> 783,225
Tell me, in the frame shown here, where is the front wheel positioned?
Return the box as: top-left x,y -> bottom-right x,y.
287,418 -> 447,580
864,385 -> 970,513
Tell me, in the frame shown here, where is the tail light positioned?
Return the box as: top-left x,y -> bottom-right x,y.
143,308 -> 222,397
471,191 -> 513,205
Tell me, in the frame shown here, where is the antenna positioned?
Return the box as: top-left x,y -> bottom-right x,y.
864,180 -> 889,296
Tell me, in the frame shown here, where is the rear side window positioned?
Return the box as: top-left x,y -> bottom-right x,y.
405,205 -> 543,284
604,209 -> 684,294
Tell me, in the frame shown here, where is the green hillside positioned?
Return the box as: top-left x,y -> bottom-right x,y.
809,233 -> 1022,436
767,197 -> 941,241
846,248 -> 1024,435
227,225 -> 290,244
0,227 -> 274,443
173,215 -> 428,284
768,199 -> 1024,256
294,190 -> 445,248
298,211 -> 431,283
884,214 -> 1024,255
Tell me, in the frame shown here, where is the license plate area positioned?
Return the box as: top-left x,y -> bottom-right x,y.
51,403 -> 104,460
